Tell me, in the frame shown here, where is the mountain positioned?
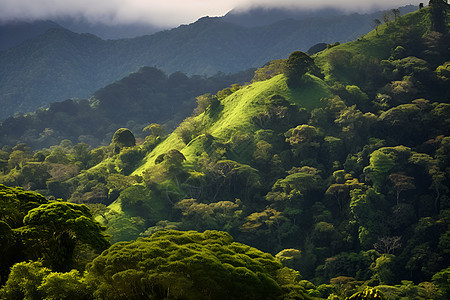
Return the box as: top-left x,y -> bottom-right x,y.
0,66 -> 254,149
0,19 -> 165,53
54,16 -> 166,39
223,5 -> 416,27
0,20 -> 63,51
223,6 -> 344,27
0,4 -> 449,298
0,5 -> 420,121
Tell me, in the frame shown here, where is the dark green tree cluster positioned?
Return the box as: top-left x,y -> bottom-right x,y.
84,230 -> 309,300
0,184 -> 109,288
284,51 -> 315,87
1,228 -> 311,299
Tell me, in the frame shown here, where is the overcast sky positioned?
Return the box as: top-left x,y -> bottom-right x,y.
0,0 -> 420,26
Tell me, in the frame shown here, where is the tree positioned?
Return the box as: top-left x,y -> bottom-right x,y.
391,9 -> 400,20
193,93 -> 219,116
0,261 -> 51,300
266,167 -> 322,218
373,19 -> 382,35
85,230 -> 308,299
374,236 -> 402,255
326,184 -> 349,211
252,59 -> 286,82
350,188 -> 389,249
0,261 -> 90,300
285,124 -> 323,162
111,128 -> 136,153
0,188 -> 110,281
383,12 -> 392,24
432,267 -> 450,299
174,199 -> 242,232
388,173 -> 415,205
429,0 -> 449,33
364,150 -> 395,192
346,286 -> 386,299
284,51 -> 314,87
177,117 -> 202,144
143,123 -> 164,137
19,201 -> 110,272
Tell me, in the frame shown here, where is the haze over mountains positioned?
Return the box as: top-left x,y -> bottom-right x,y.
0,5 -> 417,121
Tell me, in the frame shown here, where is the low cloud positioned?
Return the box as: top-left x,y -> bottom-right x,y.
0,0 -> 420,26
234,0 -> 420,12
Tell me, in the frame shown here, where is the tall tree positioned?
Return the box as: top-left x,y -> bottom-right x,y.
284,51 -> 314,87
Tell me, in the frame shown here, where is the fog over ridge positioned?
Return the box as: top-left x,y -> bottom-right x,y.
0,0 -> 421,27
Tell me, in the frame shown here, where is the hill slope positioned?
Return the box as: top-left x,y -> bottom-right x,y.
0,6 -> 418,120
0,5 -> 449,296
0,66 -> 254,149
0,20 -> 63,51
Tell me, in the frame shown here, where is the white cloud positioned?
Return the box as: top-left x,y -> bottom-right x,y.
0,0 -> 420,26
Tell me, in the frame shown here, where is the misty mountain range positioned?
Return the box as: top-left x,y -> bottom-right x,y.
0,5 -> 417,120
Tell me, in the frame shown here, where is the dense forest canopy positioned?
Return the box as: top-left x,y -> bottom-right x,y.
1,3 -> 450,299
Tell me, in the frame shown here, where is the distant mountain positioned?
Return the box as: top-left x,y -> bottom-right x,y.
0,66 -> 254,149
223,5 -> 418,27
223,6 -> 346,27
0,5 -> 420,120
0,20 -> 63,51
55,16 -> 166,39
0,18 -> 165,53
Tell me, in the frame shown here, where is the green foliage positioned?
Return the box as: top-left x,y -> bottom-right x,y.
1,7 -> 450,297
253,59 -> 287,82
18,201 -> 109,272
37,269 -> 91,300
175,198 -> 242,232
0,261 -> 90,300
0,184 -> 48,228
346,286 -> 386,299
0,186 -> 109,286
0,67 -> 253,150
364,149 -> 397,191
111,128 -> 136,152
432,267 -> 450,299
350,188 -> 389,249
115,146 -> 144,175
0,9 -> 401,122
0,261 -> 51,300
284,51 -> 315,87
193,94 -> 220,115
85,230 -> 307,299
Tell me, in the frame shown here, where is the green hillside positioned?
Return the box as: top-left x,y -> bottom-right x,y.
134,74 -> 330,172
0,6 -> 417,121
1,4 -> 450,299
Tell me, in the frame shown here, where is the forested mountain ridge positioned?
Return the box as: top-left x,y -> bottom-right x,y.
0,66 -> 254,149
223,5 -> 417,28
0,20 -> 63,51
1,3 -> 450,299
0,5 -> 416,121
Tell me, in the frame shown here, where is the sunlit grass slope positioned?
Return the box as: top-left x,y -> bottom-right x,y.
133,73 -> 331,174
314,7 -> 433,82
